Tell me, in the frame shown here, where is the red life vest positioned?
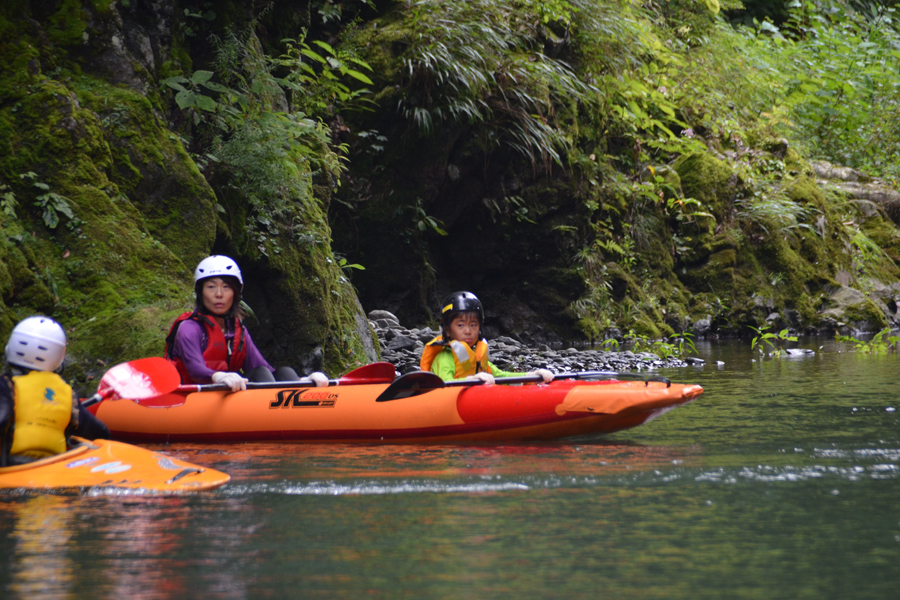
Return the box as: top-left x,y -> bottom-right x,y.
164,311 -> 247,383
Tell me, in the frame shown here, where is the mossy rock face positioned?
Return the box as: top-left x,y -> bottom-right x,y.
69,75 -> 217,266
0,6 -> 378,382
842,299 -> 889,332
673,152 -> 737,219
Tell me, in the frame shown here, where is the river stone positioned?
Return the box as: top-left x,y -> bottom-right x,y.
368,310 -> 401,325
369,309 -> 691,374
693,318 -> 711,336
387,336 -> 418,350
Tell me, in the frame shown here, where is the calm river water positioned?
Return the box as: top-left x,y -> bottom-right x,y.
1,339 -> 898,599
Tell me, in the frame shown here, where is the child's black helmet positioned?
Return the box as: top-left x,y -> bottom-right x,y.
440,291 -> 484,330
441,291 -> 483,323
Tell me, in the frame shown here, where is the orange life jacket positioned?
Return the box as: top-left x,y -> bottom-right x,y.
164,311 -> 247,383
420,335 -> 490,378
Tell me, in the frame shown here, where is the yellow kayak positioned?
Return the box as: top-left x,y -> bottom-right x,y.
0,437 -> 230,492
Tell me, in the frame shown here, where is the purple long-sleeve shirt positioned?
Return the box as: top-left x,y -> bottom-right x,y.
170,319 -> 273,383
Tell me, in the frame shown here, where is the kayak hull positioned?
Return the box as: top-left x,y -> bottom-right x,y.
93,379 -> 703,444
0,437 -> 230,491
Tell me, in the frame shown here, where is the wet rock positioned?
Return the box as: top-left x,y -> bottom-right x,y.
785,348 -> 815,356
693,318 -> 712,336
387,336 -> 418,351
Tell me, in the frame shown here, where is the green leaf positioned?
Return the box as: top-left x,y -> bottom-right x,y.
160,76 -> 188,92
344,69 -> 374,85
300,49 -> 328,64
311,40 -> 335,55
200,80 -> 230,93
194,94 -> 217,112
174,90 -> 196,109
42,207 -> 59,229
192,70 -> 215,85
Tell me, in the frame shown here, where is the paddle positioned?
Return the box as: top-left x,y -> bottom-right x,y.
82,357 -> 183,407
176,361 -> 397,393
83,360 -> 397,407
374,370 -> 671,402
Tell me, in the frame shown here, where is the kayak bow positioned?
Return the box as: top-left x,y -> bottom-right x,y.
0,437 -> 230,492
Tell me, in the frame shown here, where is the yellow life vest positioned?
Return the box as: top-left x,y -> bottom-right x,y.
9,371 -> 73,459
420,336 -> 490,378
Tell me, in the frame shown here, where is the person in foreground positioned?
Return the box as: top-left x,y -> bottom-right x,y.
0,316 -> 110,466
164,255 -> 328,392
420,291 -> 554,385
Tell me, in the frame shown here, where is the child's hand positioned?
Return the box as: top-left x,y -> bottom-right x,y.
467,372 -> 495,385
528,369 -> 555,383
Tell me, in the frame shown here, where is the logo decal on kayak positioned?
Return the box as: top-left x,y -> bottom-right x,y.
90,461 -> 133,474
270,389 -> 337,408
66,457 -> 99,468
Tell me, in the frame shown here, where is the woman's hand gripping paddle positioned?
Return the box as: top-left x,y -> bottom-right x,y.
81,357 -> 183,407
176,362 -> 397,394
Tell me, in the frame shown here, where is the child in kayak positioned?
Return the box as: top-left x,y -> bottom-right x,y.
0,316 -> 109,466
420,291 -> 554,384
164,255 -> 329,392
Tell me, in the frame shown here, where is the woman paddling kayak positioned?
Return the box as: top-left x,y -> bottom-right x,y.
164,255 -> 328,392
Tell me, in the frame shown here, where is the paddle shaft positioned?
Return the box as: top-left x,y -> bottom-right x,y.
375,369 -> 671,402
179,378 -> 334,393
444,370 -> 671,387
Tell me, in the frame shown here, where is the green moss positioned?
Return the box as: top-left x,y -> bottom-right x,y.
843,300 -> 889,329
46,0 -> 89,48
673,152 -> 736,219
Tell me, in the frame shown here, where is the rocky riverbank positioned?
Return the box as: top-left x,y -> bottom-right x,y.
369,310 -> 701,376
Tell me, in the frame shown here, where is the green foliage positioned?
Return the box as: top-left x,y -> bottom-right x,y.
395,198 -> 448,238
394,0 -> 597,169
274,35 -> 374,116
162,24 -> 373,255
749,324 -> 798,356
483,195 -> 537,224
735,187 -> 814,238
626,329 -> 697,360
0,182 -> 16,219
19,172 -> 76,230
337,256 -> 365,271
835,327 -> 899,354
732,1 -> 900,179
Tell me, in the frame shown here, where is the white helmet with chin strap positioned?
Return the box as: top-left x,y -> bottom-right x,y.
194,255 -> 243,286
5,316 -> 67,372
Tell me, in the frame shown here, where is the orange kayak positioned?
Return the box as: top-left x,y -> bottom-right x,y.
0,437 -> 230,492
92,378 -> 703,444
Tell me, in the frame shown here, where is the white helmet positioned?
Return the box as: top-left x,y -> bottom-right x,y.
5,316 -> 67,372
194,255 -> 243,284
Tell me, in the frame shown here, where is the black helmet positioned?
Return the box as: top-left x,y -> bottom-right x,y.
440,291 -> 483,340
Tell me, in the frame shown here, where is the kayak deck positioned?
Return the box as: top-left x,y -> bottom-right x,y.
0,437 -> 230,492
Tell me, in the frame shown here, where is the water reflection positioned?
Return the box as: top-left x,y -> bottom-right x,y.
0,494 -> 259,600
3,496 -> 76,599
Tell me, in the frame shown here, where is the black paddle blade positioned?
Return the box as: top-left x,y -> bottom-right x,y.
375,371 -> 445,402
